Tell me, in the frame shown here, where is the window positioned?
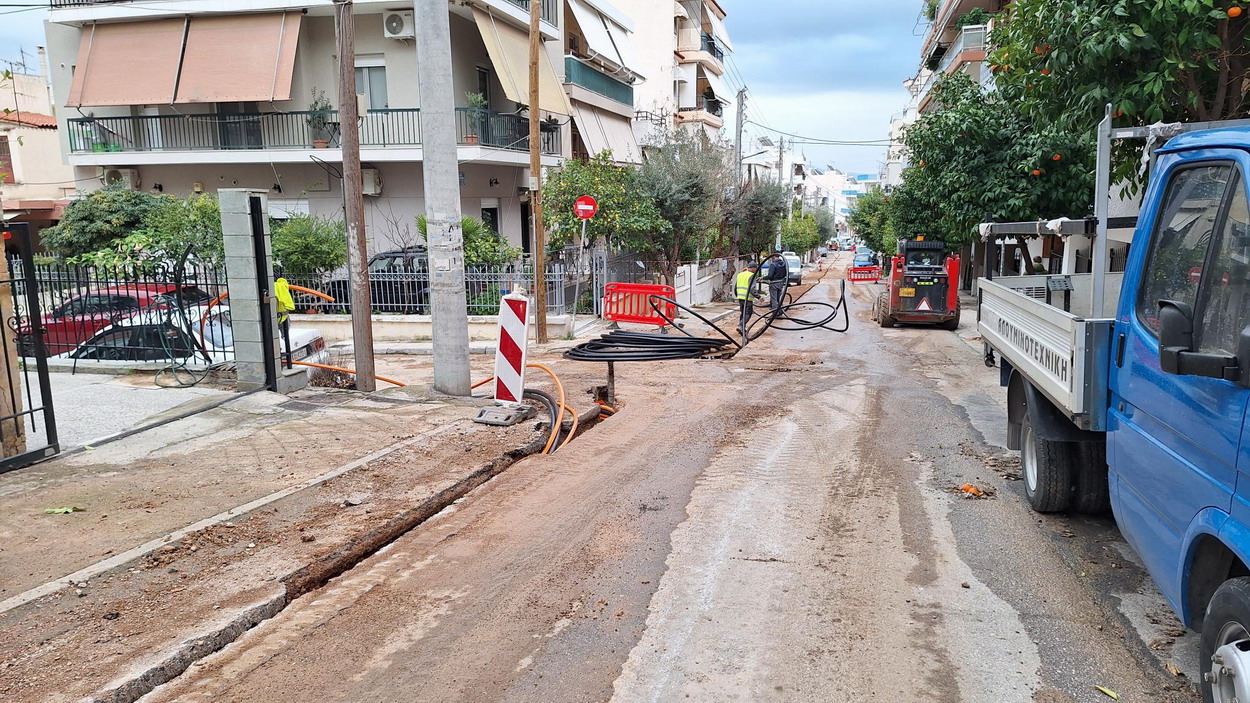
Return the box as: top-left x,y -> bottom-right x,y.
1198,176 -> 1250,354
0,136 -> 12,183
1137,164 -> 1232,335
481,207 -> 500,235
476,67 -> 491,107
355,64 -> 388,110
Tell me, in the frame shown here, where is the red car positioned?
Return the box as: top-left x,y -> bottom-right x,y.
22,284 -> 211,356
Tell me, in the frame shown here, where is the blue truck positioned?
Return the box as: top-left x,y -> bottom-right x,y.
979,111 -> 1250,703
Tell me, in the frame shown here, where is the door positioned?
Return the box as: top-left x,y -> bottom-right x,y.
1110,153 -> 1250,605
218,102 -> 263,149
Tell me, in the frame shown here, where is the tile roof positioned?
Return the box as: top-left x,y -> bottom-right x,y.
0,112 -> 57,129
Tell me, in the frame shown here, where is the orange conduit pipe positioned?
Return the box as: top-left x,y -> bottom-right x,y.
290,360 -> 406,388
197,287 -> 336,342
471,364 -> 570,455
558,403 -> 579,450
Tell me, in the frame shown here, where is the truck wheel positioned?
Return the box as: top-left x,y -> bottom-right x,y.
1071,441 -> 1110,515
876,294 -> 895,328
1200,577 -> 1250,703
940,308 -> 961,331
1020,411 -> 1073,513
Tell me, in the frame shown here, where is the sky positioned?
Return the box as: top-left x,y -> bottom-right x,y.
0,0 -> 926,175
717,0 -> 926,176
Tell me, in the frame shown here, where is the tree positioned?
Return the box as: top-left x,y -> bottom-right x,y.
272,214 -> 348,275
991,0 -> 1249,189
724,182 -> 788,257
780,214 -> 822,255
542,151 -> 667,250
144,193 -> 225,265
41,185 -> 166,258
635,129 -> 734,283
848,186 -> 896,255
416,215 -> 521,266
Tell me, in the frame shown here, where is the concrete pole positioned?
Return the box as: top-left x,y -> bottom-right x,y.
530,0 -> 549,344
415,0 -> 472,395
733,88 -> 745,187
775,136 -> 785,250
334,0 -> 376,392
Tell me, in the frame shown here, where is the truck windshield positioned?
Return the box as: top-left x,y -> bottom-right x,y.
906,251 -> 943,267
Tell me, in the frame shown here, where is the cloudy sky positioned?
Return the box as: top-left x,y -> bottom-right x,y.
0,0 -> 925,175
717,0 -> 926,176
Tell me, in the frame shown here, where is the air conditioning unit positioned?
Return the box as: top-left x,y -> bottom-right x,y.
102,168 -> 140,190
383,11 -> 415,39
362,167 -> 383,196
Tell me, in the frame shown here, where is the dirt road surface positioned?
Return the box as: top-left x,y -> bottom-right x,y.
143,254 -> 1198,703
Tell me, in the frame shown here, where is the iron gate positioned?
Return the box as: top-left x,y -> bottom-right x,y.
0,226 -> 58,473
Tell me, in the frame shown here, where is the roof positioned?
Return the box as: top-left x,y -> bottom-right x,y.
1157,125 -> 1250,154
0,112 -> 57,129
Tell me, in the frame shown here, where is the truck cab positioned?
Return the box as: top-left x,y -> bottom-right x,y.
979,119 -> 1250,702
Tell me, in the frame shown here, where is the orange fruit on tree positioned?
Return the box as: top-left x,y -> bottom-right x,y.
1032,169 -> 1043,176
1052,154 -> 1062,161
1229,6 -> 1243,17
1041,69 -> 1052,75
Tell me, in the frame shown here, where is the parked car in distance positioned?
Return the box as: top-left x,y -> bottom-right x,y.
66,303 -> 330,367
321,247 -> 430,314
21,284 -> 212,356
853,252 -> 876,268
783,253 -> 803,285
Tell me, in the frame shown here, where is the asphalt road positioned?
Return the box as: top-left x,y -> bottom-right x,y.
143,255 -> 1199,703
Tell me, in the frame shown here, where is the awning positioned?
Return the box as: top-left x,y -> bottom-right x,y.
65,13 -> 302,107
707,11 -> 734,53
702,69 -> 731,104
473,10 -> 572,116
674,64 -> 693,83
176,13 -> 302,103
66,18 -> 186,107
674,1 -> 689,19
604,20 -> 645,78
572,104 -> 640,164
568,0 -> 622,67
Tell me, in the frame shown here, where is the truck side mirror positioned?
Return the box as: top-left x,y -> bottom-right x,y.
1158,299 -> 1240,382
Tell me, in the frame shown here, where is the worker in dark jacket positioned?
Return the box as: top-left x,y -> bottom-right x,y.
765,251 -> 788,312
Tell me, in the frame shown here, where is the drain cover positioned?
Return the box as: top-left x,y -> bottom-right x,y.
473,404 -> 537,426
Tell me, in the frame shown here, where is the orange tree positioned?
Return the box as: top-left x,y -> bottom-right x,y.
543,150 -> 666,252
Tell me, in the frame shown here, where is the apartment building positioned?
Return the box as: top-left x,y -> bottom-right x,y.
0,66 -> 77,240
808,168 -> 880,228
626,0 -> 733,143
43,0 -> 608,255
912,0 -> 1006,114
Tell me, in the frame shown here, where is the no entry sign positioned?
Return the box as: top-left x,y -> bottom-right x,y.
574,195 -> 598,220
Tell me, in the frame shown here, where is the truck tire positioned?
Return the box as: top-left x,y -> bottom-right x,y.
1200,577 -> 1250,703
1020,411 -> 1073,513
1071,441 -> 1110,515
876,294 -> 895,328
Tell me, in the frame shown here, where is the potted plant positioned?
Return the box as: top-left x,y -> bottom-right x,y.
464,92 -> 488,145
307,88 -> 333,148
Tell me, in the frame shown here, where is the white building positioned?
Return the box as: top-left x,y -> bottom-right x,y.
43,0 -> 654,255
0,65 -> 78,245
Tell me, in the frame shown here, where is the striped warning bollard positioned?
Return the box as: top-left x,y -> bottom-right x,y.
493,289 -> 530,405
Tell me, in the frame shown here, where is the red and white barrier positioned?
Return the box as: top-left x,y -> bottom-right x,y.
494,291 -> 530,404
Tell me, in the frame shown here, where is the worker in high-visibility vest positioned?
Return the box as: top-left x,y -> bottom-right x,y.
274,265 -> 296,367
734,262 -> 759,331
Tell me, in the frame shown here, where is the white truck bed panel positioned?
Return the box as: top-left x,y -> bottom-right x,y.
978,276 -> 1116,430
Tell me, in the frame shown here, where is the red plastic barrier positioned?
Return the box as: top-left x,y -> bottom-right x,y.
603,283 -> 678,326
846,266 -> 883,283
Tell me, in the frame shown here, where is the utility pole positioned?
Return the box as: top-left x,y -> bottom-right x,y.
333,0 -> 376,392
415,0 -> 472,395
529,0 -> 549,344
775,136 -> 786,250
733,88 -> 745,187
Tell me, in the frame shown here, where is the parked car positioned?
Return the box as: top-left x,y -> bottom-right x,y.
321,247 -> 430,314
20,284 -> 212,356
65,303 -> 329,367
783,253 -> 803,285
853,252 -> 876,268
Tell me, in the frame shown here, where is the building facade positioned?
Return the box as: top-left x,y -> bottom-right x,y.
0,65 -> 77,241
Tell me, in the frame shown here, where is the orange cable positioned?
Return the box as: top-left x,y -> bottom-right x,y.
291,360 -> 406,387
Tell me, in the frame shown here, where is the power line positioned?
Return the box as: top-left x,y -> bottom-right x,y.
745,120 -> 891,146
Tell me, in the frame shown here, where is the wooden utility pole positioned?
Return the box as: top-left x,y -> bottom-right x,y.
334,0 -> 376,392
529,0 -> 548,343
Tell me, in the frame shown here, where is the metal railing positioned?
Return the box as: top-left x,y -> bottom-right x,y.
935,24 -> 988,75
564,56 -> 634,105
701,33 -> 725,62
67,107 -> 559,155
679,97 -> 724,118
500,0 -> 560,26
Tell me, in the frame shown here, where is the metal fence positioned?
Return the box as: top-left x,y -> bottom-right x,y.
14,260 -> 230,363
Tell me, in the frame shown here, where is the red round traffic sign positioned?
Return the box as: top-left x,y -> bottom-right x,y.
574,195 -> 598,220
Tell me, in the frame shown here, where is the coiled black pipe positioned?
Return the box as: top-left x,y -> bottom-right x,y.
523,387 -> 563,453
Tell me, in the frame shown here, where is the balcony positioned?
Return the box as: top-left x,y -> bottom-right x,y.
934,24 -> 987,75
700,33 -> 725,63
676,97 -> 724,128
676,27 -> 726,75
564,56 -> 634,106
500,0 -> 560,26
66,107 -> 560,156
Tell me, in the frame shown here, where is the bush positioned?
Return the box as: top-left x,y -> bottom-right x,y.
416,215 -> 521,266
42,185 -> 166,258
272,215 -> 348,275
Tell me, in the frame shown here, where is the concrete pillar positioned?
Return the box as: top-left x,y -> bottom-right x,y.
220,188 -> 307,393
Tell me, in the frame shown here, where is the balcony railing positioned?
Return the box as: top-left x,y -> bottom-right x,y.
679,97 -> 723,118
500,0 -> 560,26
564,56 -> 634,105
700,33 -> 725,62
935,24 -> 988,75
66,107 -> 559,155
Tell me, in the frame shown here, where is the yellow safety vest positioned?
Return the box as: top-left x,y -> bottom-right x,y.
734,269 -> 755,300
275,277 -> 295,321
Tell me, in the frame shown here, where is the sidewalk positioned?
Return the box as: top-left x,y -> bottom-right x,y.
0,357 -> 608,703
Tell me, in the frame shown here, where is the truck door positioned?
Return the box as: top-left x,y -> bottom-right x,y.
1110,154 -> 1250,604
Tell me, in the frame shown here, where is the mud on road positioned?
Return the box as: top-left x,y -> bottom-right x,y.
134,258 -> 1198,703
